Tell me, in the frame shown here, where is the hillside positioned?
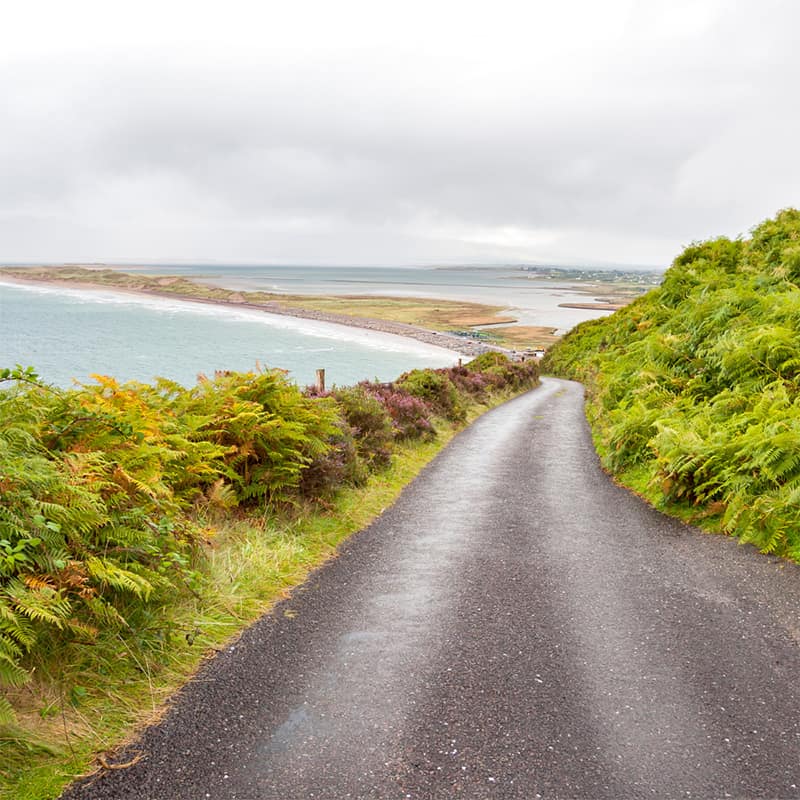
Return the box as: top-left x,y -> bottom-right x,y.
543,208 -> 800,559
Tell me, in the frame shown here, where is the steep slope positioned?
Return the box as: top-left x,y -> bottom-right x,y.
544,208 -> 800,559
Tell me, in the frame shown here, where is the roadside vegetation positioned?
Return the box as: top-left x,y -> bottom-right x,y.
543,208 -> 800,560
0,354 -> 538,799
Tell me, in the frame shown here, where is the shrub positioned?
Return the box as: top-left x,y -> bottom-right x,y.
443,365 -> 491,400
0,367 -> 342,699
467,352 -> 540,391
0,351 -> 540,701
0,373 -> 205,715
184,370 -> 340,505
544,208 -> 800,559
396,369 -> 465,421
467,351 -> 511,371
299,421 -> 365,498
360,381 -> 435,440
333,386 -> 394,468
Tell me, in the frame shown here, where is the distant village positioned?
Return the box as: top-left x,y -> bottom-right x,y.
517,265 -> 664,285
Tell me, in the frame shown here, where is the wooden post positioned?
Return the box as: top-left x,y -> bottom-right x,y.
458,358 -> 462,367
315,368 -> 326,393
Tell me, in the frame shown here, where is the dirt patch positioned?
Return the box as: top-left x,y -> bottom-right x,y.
486,325 -> 560,350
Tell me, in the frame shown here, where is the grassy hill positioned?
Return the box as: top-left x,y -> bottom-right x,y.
544,208 -> 800,560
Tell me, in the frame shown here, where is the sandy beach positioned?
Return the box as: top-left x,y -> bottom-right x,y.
0,273 -> 509,360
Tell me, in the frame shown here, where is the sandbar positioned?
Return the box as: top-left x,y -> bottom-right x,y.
0,271 -> 509,360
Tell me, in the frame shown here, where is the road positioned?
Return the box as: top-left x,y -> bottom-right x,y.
61,378 -> 800,799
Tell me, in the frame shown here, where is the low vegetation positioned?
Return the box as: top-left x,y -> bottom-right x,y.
0,353 -> 538,798
544,208 -> 800,559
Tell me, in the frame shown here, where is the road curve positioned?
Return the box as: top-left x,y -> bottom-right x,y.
62,378 -> 800,800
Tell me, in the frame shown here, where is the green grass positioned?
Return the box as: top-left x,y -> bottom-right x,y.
0,403 -> 495,800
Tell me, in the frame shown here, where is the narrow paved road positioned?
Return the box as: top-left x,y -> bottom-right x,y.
62,379 -> 800,799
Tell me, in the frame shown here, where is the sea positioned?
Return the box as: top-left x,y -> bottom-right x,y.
0,265 -> 629,390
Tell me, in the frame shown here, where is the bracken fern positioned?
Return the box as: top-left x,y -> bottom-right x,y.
545,208 -> 800,558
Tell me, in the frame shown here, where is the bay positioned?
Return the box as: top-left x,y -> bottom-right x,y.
0,282 -> 460,389
0,264 -> 642,389
118,263 -> 622,329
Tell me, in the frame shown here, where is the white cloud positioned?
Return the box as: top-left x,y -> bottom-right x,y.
0,0 -> 797,266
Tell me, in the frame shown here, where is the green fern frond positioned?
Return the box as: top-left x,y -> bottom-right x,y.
85,557 -> 153,599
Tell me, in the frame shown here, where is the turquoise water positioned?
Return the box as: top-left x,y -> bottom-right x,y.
0,282 -> 460,389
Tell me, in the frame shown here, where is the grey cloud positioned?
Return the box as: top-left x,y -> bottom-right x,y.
1,1 -> 798,266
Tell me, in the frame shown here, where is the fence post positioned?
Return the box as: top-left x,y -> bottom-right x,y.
315,368 -> 326,393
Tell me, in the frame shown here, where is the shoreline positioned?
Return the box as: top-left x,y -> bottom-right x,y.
558,301 -> 623,311
0,274 -> 510,360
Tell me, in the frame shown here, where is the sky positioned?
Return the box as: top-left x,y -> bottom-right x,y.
1,0 -> 798,269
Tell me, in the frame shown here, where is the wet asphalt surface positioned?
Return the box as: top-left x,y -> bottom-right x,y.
61,378 -> 800,799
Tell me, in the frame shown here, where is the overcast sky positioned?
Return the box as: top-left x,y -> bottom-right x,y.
1,0 -> 798,268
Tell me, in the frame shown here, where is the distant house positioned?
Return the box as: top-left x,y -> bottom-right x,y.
517,347 -> 546,361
